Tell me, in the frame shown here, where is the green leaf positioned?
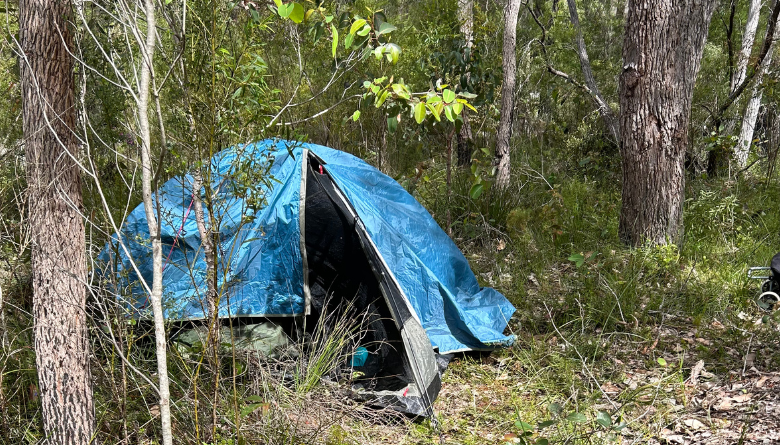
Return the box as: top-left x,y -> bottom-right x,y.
535,439 -> 549,445
414,101 -> 426,124
378,22 -> 397,35
375,90 -> 389,107
469,183 -> 484,200
613,421 -> 628,431
350,19 -> 367,35
357,24 -> 371,36
288,3 -> 304,23
387,115 -> 398,134
444,105 -> 455,122
273,0 -> 282,7
657,357 -> 668,367
391,86 -> 410,100
331,25 -> 339,58
568,253 -> 585,267
426,103 -> 441,121
325,15 -> 334,23
458,91 -> 478,99
514,420 -> 534,432
566,412 -> 587,423
538,420 -> 556,429
596,411 -> 612,428
241,403 -> 268,417
344,33 -> 354,49
278,3 -> 291,18
352,110 -> 361,121
452,102 -> 464,115
442,88 -> 456,103
386,43 -> 401,65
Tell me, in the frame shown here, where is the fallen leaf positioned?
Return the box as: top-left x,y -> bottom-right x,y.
713,398 -> 733,411
689,360 -> 705,385
684,418 -> 706,430
502,433 -> 520,443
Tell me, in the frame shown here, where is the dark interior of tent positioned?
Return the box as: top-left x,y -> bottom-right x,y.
302,153 -> 412,393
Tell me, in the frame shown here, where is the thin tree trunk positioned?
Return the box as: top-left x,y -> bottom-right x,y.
735,42 -> 775,168
496,0 -> 522,188
733,0 -> 763,92
619,0 -> 717,246
457,0 -> 474,166
709,0 -> 761,173
716,0 -> 780,120
566,0 -> 619,143
137,1 -> 173,444
0,277 -> 7,444
19,1 -> 96,444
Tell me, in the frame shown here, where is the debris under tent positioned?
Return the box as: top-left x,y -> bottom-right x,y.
101,139 -> 516,416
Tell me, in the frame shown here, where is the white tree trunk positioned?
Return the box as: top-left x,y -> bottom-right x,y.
138,0 -> 173,444
733,0 -> 763,92
735,43 -> 775,168
495,0 -> 522,188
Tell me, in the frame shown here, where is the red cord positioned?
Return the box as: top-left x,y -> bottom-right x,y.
319,165 -> 324,174
163,196 -> 195,271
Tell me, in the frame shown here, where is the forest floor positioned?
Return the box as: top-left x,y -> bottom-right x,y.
417,310 -> 780,445
303,301 -> 780,445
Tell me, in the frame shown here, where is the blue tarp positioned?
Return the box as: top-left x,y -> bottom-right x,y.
102,139 -> 515,354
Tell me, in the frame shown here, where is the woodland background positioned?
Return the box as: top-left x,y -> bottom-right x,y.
3,0 -> 780,444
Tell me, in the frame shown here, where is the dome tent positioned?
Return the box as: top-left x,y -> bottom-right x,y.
102,139 -> 515,416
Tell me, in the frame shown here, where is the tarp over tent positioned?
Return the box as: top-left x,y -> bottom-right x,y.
102,139 -> 515,415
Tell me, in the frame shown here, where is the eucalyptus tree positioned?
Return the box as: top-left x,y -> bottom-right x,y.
495,0 -> 522,188
18,0 -> 96,443
618,0 -> 717,245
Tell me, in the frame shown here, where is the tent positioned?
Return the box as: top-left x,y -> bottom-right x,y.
102,139 -> 515,416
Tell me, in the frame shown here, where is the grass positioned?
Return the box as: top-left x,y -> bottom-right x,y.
4,151 -> 780,444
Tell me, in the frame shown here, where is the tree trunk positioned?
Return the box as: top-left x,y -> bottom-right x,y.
735,42 -> 775,168
496,0 -> 522,188
709,0 -> 776,175
19,1 -> 96,444
619,0 -> 716,246
457,0 -> 474,166
137,1 -> 173,444
732,0 -> 763,92
566,0 -> 620,143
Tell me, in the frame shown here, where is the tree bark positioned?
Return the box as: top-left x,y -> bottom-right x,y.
137,1 -> 173,444
619,0 -> 717,246
495,0 -> 522,188
19,1 -> 96,444
566,0 -> 620,143
457,0 -> 474,166
732,0 -> 763,92
735,41 -> 775,168
191,171 -> 219,353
